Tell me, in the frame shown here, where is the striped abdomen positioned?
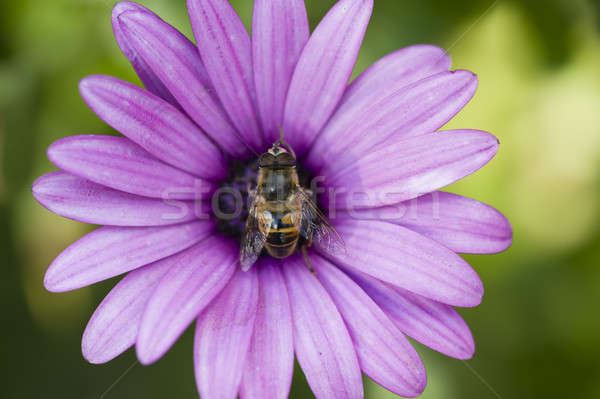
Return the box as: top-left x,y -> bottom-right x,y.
264,207 -> 300,259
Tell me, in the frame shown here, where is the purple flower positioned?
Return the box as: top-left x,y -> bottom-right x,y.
32,0 -> 512,398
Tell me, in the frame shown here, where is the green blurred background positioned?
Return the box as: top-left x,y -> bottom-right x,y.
1,0 -> 600,397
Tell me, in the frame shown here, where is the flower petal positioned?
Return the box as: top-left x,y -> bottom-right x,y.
283,0 -> 373,155
240,259 -> 293,399
47,135 -> 213,200
82,258 -> 172,364
308,70 -> 478,174
252,0 -> 309,142
195,267 -> 259,399
32,171 -> 197,226
398,192 -> 512,254
353,191 -> 512,254
112,2 -> 180,107
341,45 -> 451,111
306,45 -> 452,172
327,130 -> 499,209
44,221 -> 213,292
187,0 -> 263,151
117,8 -> 249,157
79,75 -> 226,180
313,255 -> 426,397
351,270 -> 475,359
317,219 -> 483,307
283,256 -> 363,399
136,236 -> 237,365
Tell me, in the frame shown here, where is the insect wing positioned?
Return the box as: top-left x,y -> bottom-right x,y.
296,188 -> 346,256
240,201 -> 268,271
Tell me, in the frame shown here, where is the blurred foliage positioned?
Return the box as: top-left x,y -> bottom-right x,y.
1,0 -> 600,398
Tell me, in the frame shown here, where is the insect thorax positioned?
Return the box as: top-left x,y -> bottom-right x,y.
257,166 -> 299,202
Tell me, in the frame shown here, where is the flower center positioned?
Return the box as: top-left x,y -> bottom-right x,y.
215,158 -> 258,238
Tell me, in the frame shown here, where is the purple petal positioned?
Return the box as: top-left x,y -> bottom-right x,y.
112,2 -> 180,107
283,0 -> 373,155
283,256 -> 363,399
136,236 -> 237,365
82,258 -> 172,364
47,135 -> 214,200
44,221 -> 213,293
117,8 -> 250,158
195,267 -> 259,399
313,256 -> 426,397
328,130 -> 499,209
341,45 -> 451,110
32,171 -> 198,227
79,75 -> 226,180
351,270 -> 475,359
187,0 -> 264,151
317,219 -> 483,307
353,191 -> 512,254
252,0 -> 309,142
240,259 -> 294,399
308,71 -> 478,174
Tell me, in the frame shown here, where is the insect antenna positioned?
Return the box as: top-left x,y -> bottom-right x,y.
277,126 -> 296,159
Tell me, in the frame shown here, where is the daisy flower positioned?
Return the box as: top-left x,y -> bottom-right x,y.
32,0 -> 512,398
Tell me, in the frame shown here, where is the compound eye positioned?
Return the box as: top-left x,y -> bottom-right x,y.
259,153 -> 276,167
276,152 -> 296,166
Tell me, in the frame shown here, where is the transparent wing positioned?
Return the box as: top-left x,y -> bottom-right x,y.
240,200 -> 268,271
296,187 -> 346,256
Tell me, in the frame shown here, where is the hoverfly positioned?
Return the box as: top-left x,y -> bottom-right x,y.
240,132 -> 344,271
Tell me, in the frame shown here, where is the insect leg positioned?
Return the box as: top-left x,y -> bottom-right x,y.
301,245 -> 316,275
